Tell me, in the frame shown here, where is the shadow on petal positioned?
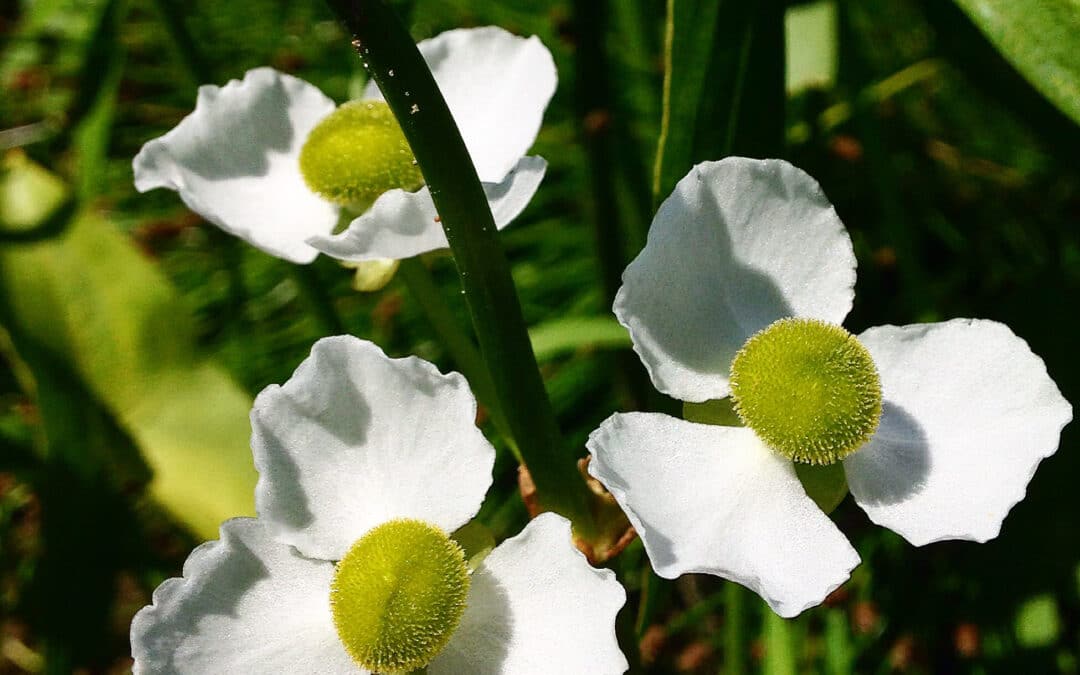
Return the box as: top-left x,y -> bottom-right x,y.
142,534 -> 269,674
618,173 -> 797,396
173,76 -> 298,181
431,569 -> 511,674
252,364 -> 375,531
846,401 -> 931,506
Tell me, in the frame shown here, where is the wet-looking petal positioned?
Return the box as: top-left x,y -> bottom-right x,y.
331,519 -> 469,672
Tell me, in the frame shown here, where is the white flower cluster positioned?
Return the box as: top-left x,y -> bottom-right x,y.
131,19 -> 1071,675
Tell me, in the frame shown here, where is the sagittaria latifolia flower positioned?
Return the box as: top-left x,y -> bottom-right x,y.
131,337 -> 628,673
586,157 -> 1072,618
133,26 -> 555,264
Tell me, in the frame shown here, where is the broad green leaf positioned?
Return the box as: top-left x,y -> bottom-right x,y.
652,0 -> 786,203
953,0 -> 1080,125
0,155 -> 256,537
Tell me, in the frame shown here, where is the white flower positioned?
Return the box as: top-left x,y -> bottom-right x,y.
133,27 -> 555,264
586,157 -> 1072,618
131,336 -> 627,674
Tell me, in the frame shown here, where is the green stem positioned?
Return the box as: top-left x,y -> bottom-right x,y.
324,0 -> 594,531
397,257 -> 515,455
763,610 -> 797,675
723,582 -> 748,675
652,0 -> 677,205
635,566 -> 673,641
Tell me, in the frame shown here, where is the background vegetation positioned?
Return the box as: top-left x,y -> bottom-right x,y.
1,0 -> 1078,672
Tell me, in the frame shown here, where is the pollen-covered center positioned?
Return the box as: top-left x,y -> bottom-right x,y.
729,317 -> 882,465
299,100 -> 424,209
330,518 -> 469,672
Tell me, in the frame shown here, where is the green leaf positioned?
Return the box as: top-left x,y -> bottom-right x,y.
952,0 -> 1080,125
683,398 -> 742,426
0,156 -> 256,538
793,462 -> 848,514
653,0 -> 785,203
528,316 -> 632,362
450,520 -> 495,570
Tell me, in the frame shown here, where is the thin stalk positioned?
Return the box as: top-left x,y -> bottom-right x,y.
652,0 -> 677,205
723,582 -> 748,675
325,0 -> 595,531
397,257 -> 515,455
635,567 -> 664,638
763,611 -> 798,675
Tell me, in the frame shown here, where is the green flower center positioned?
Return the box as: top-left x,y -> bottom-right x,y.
729,317 -> 882,465
330,519 -> 469,672
299,101 -> 424,210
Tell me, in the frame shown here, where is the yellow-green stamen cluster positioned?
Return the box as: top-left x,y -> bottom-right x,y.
330,519 -> 469,672
299,101 -> 424,209
729,317 -> 882,465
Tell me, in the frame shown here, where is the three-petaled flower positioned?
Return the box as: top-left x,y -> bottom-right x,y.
131,336 -> 628,673
586,157 -> 1072,617
133,27 -> 555,264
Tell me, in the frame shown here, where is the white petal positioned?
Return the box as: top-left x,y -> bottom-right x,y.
845,319 -> 1072,545
133,67 -> 339,263
130,518 -> 359,674
430,513 -> 628,675
251,336 -> 495,560
308,156 -> 546,262
615,158 -> 857,402
364,27 -> 556,183
587,413 -> 860,617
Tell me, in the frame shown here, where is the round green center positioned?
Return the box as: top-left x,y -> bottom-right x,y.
299,101 -> 424,209
330,519 -> 469,672
729,317 -> 882,465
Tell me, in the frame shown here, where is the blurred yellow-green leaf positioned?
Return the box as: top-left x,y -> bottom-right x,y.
0,154 -> 255,537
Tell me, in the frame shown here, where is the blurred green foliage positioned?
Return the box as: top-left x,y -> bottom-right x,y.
1,0 -> 1078,673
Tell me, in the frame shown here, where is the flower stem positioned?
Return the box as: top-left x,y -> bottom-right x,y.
324,0 -> 595,532
722,582 -> 748,675
763,610 -> 797,675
